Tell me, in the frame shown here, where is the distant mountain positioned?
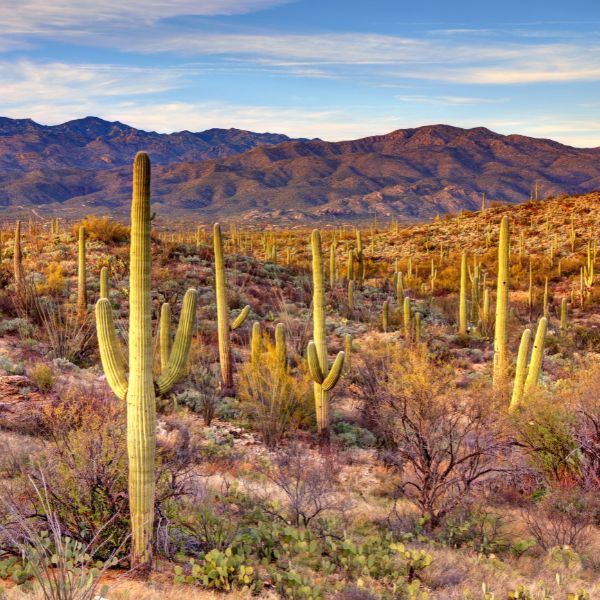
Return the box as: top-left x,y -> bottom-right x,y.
1,120 -> 599,222
0,116 -> 303,172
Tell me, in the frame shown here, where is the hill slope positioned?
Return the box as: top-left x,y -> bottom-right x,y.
1,121 -> 599,222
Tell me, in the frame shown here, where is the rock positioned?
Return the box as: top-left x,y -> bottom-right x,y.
0,375 -> 53,433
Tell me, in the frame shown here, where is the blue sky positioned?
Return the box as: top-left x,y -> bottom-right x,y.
1,0 -> 599,146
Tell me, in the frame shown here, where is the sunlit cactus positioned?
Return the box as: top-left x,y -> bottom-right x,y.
77,226 -> 87,320
214,222 -> 250,391
95,152 -> 197,567
307,229 -> 345,443
459,252 -> 468,336
493,216 -> 510,389
13,220 -> 23,293
523,316 -> 547,396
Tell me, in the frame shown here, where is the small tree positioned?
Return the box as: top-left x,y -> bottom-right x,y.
377,345 -> 508,528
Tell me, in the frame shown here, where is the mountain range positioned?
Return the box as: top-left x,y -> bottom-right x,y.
1,116 -> 599,223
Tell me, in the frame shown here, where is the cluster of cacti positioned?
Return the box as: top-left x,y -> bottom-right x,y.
307,229 -> 345,443
510,317 -> 547,411
213,222 -> 250,391
95,153 -> 197,567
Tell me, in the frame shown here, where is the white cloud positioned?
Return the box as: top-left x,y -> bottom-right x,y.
0,0 -> 290,32
397,95 -> 510,105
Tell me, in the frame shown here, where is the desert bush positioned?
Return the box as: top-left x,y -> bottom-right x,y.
523,489 -> 598,552
72,215 -> 129,244
254,442 -> 350,528
175,364 -> 220,425
238,336 -> 312,448
373,344 -> 507,528
27,363 -> 55,393
0,478 -> 120,600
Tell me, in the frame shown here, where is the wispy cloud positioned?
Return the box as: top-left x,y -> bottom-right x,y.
0,0 -> 290,33
397,95 -> 510,105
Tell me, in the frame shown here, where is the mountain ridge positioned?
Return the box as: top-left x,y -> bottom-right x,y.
1,117 -> 599,222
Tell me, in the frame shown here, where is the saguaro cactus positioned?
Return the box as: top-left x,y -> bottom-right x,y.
329,240 -> 337,288
77,226 -> 87,320
95,152 -> 197,567
275,322 -> 288,371
382,299 -> 389,333
159,302 -> 171,373
250,321 -> 262,372
560,298 -> 568,335
213,223 -> 250,391
307,230 -> 345,443
509,328 -> 532,411
354,230 -> 365,284
14,220 -> 23,293
459,252 -> 468,336
523,316 -> 547,396
99,266 -> 109,300
403,296 -> 411,341
493,216 -> 510,388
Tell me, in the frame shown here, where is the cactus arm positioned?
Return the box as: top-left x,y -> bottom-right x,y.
100,266 -> 109,300
307,341 -> 324,384
95,299 -> 128,401
159,302 -> 171,375
230,304 -> 250,330
156,289 -> 197,396
509,328 -> 531,412
322,351 -> 345,392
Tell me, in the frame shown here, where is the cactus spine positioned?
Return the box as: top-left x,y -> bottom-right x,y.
214,223 -> 250,391
307,230 -> 345,443
493,216 -> 510,388
459,252 -> 468,336
523,317 -> 547,396
77,226 -> 87,320
95,153 -> 197,567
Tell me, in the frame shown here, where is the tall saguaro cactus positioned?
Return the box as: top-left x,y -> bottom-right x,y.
493,216 -> 510,389
14,220 -> 23,293
213,223 -> 250,391
95,153 -> 197,567
523,317 -> 547,396
307,229 -> 345,443
459,252 -> 468,336
77,226 -> 87,320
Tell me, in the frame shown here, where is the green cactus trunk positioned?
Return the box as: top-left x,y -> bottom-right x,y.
509,328 -> 532,412
213,223 -> 250,392
127,153 -> 156,567
403,296 -> 411,342
95,153 -> 197,569
275,322 -> 288,372
309,230 -> 344,444
382,299 -> 389,333
14,220 -> 23,293
100,266 -> 109,300
459,252 -> 468,336
493,216 -> 510,389
250,321 -> 262,372
560,298 -> 568,335
523,317 -> 547,396
414,312 -> 421,344
77,226 -> 87,320
159,303 -> 171,373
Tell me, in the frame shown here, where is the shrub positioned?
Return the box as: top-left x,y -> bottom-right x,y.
29,363 -> 55,392
332,421 -> 376,448
72,215 -> 129,244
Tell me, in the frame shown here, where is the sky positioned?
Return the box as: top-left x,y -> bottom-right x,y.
1,0 -> 600,146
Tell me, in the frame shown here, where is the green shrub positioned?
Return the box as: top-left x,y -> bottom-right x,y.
29,363 -> 55,392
